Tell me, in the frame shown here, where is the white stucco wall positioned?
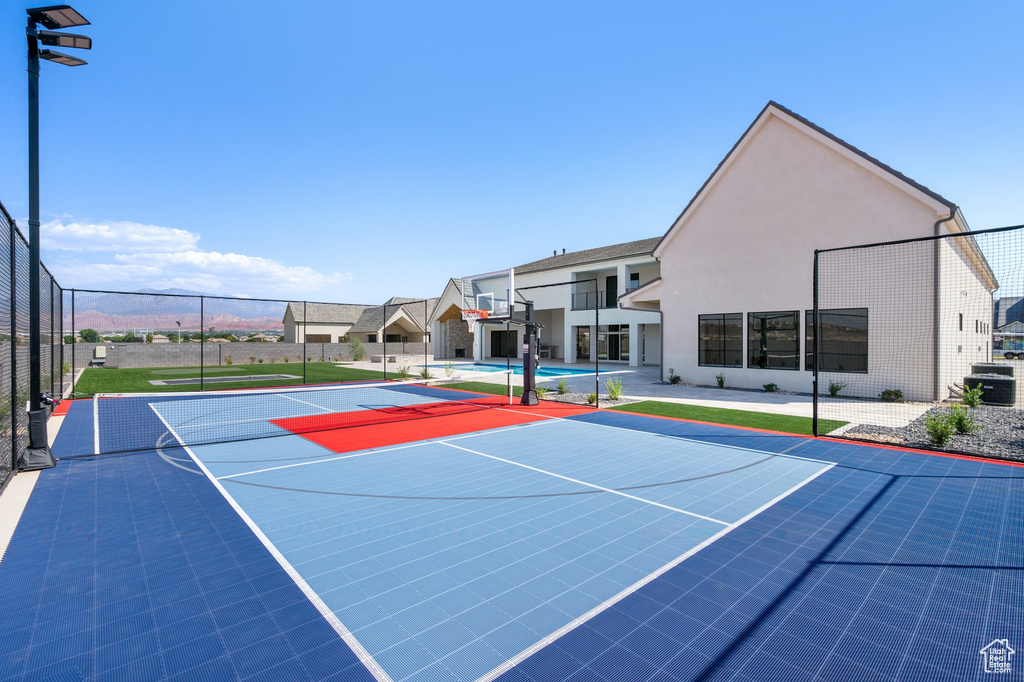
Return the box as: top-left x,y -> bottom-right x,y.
653,108 -> 965,397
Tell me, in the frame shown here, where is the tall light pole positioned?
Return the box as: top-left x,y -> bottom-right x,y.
21,5 -> 91,471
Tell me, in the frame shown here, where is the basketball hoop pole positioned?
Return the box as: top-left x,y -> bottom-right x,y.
520,301 -> 538,406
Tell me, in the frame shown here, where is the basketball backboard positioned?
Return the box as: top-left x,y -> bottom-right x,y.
461,268 -> 514,322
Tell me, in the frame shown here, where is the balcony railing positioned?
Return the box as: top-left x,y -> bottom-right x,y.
571,291 -> 617,310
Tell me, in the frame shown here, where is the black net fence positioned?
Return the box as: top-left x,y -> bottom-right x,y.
0,203 -> 66,491
813,223 -> 1024,460
63,292 -> 445,398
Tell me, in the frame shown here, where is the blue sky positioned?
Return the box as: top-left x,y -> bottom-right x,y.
2,1 -> 1022,303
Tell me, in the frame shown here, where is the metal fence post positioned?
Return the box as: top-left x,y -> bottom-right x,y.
70,289 -> 75,397
9,216 -> 18,473
812,250 -> 819,437
200,296 -> 204,391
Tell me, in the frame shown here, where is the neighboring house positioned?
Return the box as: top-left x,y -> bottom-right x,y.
151,334 -> 169,344
347,297 -> 439,349
283,302 -> 375,343
620,101 -> 997,400
510,239 -> 662,366
431,239 -> 662,365
430,279 -> 474,359
994,296 -> 1024,328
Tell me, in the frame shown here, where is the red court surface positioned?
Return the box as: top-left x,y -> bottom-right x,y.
272,396 -> 595,453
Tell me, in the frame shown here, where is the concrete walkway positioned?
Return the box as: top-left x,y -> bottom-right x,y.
349,358 -> 933,429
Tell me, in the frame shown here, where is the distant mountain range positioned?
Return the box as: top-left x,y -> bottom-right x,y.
67,288 -> 288,333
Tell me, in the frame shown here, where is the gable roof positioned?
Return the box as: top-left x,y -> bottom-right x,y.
348,297 -> 440,333
654,101 -> 957,256
286,302 -> 374,324
516,237 -> 661,275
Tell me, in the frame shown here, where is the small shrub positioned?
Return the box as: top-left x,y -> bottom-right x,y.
606,378 -> 624,401
249,356 -> 257,364
587,392 -> 597,405
535,386 -> 548,399
669,373 -> 682,385
879,389 -> 904,403
557,378 -> 569,395
828,380 -> 846,397
307,356 -> 311,362
350,338 -> 366,361
397,365 -> 412,379
715,372 -> 725,389
62,361 -> 71,376
763,383 -> 779,393
283,356 -> 289,362
925,412 -> 954,446
419,367 -> 434,379
225,356 -> 233,365
444,362 -> 454,378
946,404 -> 982,435
258,358 -> 263,364
960,383 -> 984,408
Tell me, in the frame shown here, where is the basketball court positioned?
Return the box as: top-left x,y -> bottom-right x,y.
2,374 -> 1022,681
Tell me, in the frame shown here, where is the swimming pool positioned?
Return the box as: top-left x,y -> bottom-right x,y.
432,362 -> 595,377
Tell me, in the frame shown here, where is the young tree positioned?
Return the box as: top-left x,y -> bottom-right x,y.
79,328 -> 100,343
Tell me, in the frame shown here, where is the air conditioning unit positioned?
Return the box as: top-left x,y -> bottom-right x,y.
971,363 -> 1014,377
963,374 -> 1016,406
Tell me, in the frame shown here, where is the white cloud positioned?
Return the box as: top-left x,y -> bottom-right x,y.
41,219 -> 199,253
41,218 -> 354,299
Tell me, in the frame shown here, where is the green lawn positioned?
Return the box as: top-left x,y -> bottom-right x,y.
444,381 -> 522,397
73,362 -> 399,396
607,400 -> 846,436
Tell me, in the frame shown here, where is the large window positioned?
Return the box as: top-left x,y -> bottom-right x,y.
698,314 -> 743,367
806,308 -> 868,372
748,311 -> 799,370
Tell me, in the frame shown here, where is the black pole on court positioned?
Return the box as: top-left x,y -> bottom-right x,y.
22,5 -> 92,470
812,250 -> 819,437
520,301 -> 538,406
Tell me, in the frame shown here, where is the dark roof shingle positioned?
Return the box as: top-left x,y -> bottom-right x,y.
515,237 -> 661,275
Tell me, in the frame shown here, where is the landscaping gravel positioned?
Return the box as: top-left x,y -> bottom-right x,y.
542,391 -> 642,409
845,405 -> 1024,463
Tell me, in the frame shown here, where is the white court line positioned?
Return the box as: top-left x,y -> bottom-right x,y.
276,392 -> 337,412
92,395 -> 100,455
215,417 -> 550,480
148,405 -> 394,682
477,460 -> 836,682
520,410 -> 838,467
440,441 -> 730,526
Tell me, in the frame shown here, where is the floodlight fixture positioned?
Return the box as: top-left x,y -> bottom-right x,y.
37,29 -> 91,50
39,49 -> 87,67
26,5 -> 90,30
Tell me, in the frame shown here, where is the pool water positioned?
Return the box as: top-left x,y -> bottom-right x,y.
432,363 -> 595,377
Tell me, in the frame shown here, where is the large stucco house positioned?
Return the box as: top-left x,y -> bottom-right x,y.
430,240 -> 663,366
347,297 -> 438,349
283,302 -> 373,343
621,101 -> 997,401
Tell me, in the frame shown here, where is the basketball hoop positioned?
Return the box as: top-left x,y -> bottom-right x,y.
461,309 -> 489,322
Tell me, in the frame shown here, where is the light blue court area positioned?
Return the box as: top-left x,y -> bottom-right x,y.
147,383 -> 453,447
188,418 -> 833,682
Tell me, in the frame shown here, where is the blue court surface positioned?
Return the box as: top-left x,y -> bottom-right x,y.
1,387 -> 1022,681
